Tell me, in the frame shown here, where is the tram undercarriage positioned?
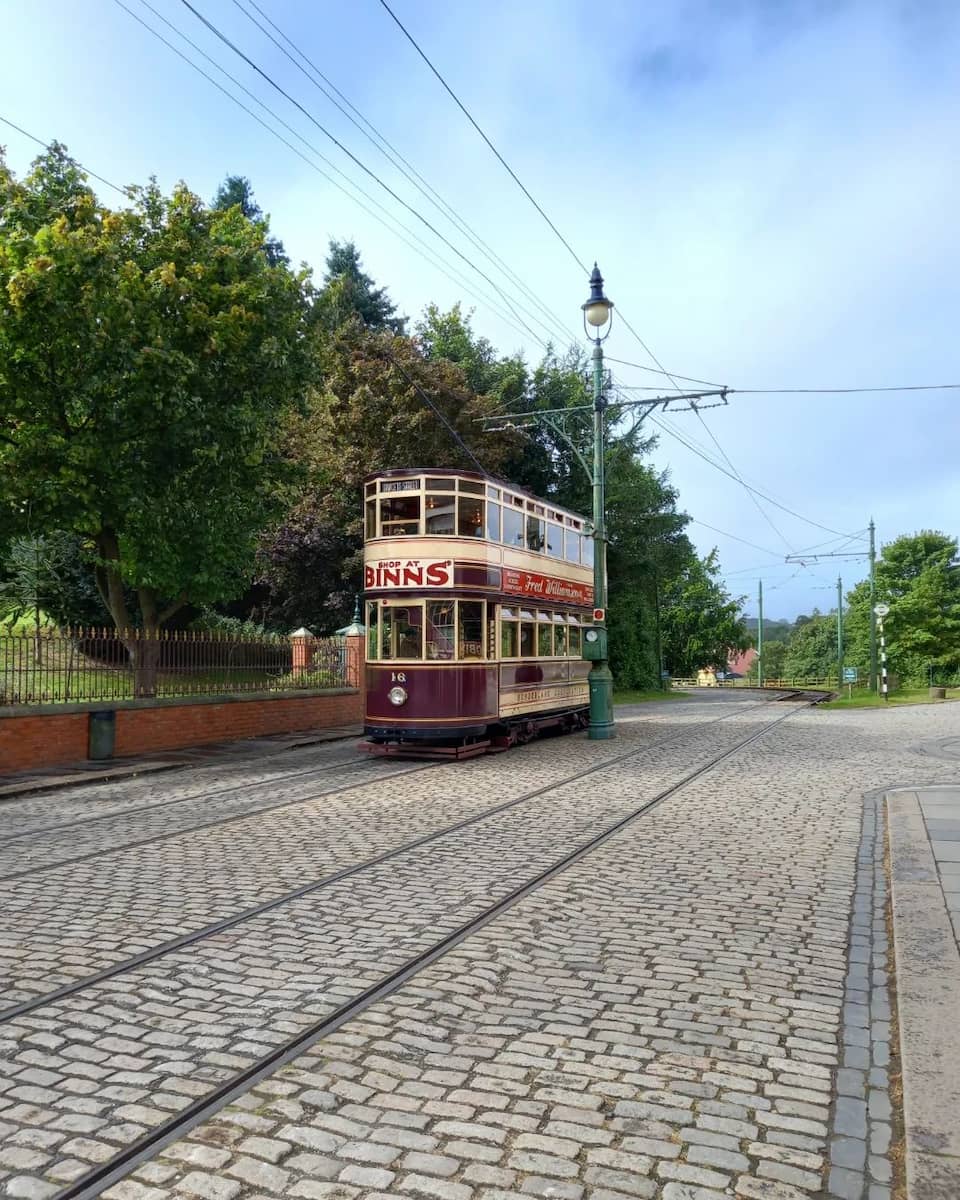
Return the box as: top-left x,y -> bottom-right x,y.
360,705 -> 590,759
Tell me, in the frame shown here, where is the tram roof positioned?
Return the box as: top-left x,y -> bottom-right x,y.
364,467 -> 589,524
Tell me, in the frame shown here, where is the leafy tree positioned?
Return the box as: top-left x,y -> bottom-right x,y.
0,532 -> 106,630
660,550 -> 749,677
254,323 -> 512,630
211,174 -> 288,266
844,531 -> 960,684
747,639 -> 787,680
783,614 -> 837,678
317,240 -> 406,333
0,146 -> 313,690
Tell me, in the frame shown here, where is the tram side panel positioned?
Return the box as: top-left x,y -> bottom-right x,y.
365,662 -> 498,742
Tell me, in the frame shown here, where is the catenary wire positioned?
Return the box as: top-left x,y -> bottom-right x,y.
687,519 -> 784,559
733,384 -> 960,394
375,0 -> 590,276
380,347 -> 488,474
177,0 -> 560,349
646,413 -> 852,538
230,0 -> 580,348
0,114 -> 128,197
690,403 -> 794,554
605,357 -> 727,387
115,0 -> 549,350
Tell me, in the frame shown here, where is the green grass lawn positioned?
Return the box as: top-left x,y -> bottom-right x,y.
614,688 -> 689,704
820,686 -> 960,709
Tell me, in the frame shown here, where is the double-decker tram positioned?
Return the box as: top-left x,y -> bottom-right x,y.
361,468 -> 596,758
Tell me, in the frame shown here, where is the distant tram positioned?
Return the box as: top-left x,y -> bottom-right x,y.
361,468 -> 595,757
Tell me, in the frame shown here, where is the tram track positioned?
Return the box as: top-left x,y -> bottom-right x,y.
0,757 -> 437,882
38,698 -> 813,1200
0,746 -> 377,843
1,698 -> 771,1020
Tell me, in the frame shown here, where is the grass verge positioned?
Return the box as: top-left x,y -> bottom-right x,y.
820,686 -> 960,709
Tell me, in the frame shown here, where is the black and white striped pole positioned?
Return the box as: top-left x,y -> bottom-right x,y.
874,603 -> 890,701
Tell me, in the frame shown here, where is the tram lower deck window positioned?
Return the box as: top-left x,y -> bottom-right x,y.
382,606 -> 423,659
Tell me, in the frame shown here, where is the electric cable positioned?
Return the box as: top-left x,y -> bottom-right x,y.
380,347 -> 488,475
375,0 -> 590,276
229,0 -> 580,348
177,0 -> 559,348
115,0 -> 551,349
0,114 -> 127,197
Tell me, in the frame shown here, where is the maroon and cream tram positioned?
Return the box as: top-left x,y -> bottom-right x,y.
361,468 -> 596,757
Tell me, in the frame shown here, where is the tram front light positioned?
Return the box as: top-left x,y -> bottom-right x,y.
388,686 -> 408,706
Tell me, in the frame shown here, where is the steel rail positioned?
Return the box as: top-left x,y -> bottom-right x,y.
0,748 -> 373,843
0,759 -> 433,883
1,699 -> 771,1021
54,699 -> 811,1200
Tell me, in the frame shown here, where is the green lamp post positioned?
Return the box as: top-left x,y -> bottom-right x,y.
581,264 -> 615,740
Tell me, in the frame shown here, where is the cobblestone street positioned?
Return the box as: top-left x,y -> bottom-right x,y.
3,693 -> 960,1200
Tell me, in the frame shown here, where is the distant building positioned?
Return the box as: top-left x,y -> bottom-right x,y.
726,648 -> 758,678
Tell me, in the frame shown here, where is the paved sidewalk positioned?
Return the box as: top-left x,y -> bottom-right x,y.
888,787 -> 960,1200
0,724 -> 363,801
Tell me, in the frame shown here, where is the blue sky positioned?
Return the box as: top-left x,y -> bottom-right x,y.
2,0 -> 958,619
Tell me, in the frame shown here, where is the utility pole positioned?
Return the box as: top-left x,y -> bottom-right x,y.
758,579 -> 764,688
837,575 -> 844,694
869,518 -> 877,692
653,569 -> 664,691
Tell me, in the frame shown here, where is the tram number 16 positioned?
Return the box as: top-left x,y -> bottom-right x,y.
391,672 -> 407,683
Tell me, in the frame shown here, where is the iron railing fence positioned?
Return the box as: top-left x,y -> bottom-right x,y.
0,626 -> 352,706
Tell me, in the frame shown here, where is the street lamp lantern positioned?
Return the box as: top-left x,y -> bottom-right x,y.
582,263 -> 614,334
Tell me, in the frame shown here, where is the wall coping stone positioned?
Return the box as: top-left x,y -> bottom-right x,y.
0,687 -> 359,720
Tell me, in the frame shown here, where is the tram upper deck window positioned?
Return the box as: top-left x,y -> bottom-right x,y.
379,495 -> 420,536
381,605 -> 423,660
581,533 -> 595,568
486,502 -> 501,542
564,527 -> 580,564
502,505 -> 524,548
526,515 -> 545,553
458,498 -> 485,538
546,523 -> 562,559
425,492 -> 455,535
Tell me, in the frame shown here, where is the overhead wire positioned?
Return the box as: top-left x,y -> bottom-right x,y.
380,346 -> 487,474
114,0 -> 551,350
645,413 -> 852,537
375,0 -> 590,276
689,402 -> 794,554
229,0 -> 580,348
687,520 -> 784,559
176,0 -> 561,349
0,114 -> 128,198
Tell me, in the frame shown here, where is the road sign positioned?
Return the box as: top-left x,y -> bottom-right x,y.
843,666 -> 858,683
873,603 -> 890,617
593,608 -> 605,622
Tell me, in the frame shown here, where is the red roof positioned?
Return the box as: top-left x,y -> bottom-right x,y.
727,648 -> 758,676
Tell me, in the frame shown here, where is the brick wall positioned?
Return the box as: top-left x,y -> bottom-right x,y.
0,689 -> 363,777
0,712 -> 89,775
114,689 -> 364,757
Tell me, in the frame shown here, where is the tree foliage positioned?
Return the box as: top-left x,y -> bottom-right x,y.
0,147 -> 313,687
316,240 -> 406,334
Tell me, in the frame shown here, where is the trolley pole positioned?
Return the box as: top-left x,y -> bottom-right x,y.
837,575 -> 844,694
757,579 -> 764,688
869,518 -> 877,692
588,335 -> 615,738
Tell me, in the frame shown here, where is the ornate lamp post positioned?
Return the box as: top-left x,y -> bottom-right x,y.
581,264 -> 615,739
